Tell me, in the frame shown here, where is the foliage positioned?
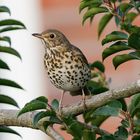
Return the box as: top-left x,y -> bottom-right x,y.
80,0 -> 140,69
0,4 -> 25,136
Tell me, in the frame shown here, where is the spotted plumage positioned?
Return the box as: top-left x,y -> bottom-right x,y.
33,29 -> 91,110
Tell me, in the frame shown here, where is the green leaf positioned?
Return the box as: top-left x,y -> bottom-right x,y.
83,109 -> 108,126
51,99 -> 59,110
93,100 -> 122,116
113,51 -> 140,69
121,23 -> 140,34
102,41 -> 130,60
49,116 -> 61,124
18,101 -> 47,117
0,19 -> 26,28
129,93 -> 140,117
0,59 -> 10,70
34,96 -> 48,104
86,81 -> 108,95
69,122 -> 83,139
119,3 -> 133,13
0,79 -> 23,89
129,93 -> 140,112
0,26 -> 25,33
114,126 -> 128,139
98,135 -> 116,140
98,13 -> 113,38
0,36 -> 11,45
89,61 -> 105,72
0,6 -> 11,15
121,119 -> 129,128
125,12 -> 138,23
102,31 -> 128,45
18,96 -> 48,117
132,135 -> 140,140
0,94 -> 19,107
33,111 -> 55,126
0,126 -> 21,137
83,129 -> 95,140
82,7 -> 108,25
0,46 -> 21,59
128,33 -> 140,50
79,0 -> 102,13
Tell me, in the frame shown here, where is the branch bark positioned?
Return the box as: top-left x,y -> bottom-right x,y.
0,109 -> 64,140
0,80 -> 140,139
62,80 -> 140,116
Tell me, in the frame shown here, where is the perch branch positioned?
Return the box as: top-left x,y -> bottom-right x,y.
61,80 -> 140,116
0,109 -> 64,140
0,80 -> 140,139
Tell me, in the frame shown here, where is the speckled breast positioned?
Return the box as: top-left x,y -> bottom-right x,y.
44,51 -> 91,92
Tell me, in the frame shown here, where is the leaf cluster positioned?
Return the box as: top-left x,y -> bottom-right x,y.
0,5 -> 25,137
80,0 -> 140,68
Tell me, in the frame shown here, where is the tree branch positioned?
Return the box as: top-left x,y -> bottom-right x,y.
61,80 -> 140,116
0,80 -> 140,139
0,109 -> 64,140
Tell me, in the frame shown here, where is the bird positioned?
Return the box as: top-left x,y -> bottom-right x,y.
32,29 -> 91,111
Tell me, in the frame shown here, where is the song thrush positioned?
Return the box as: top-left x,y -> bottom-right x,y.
32,29 -> 91,111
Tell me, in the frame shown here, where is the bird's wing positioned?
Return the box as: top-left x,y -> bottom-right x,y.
70,44 -> 89,65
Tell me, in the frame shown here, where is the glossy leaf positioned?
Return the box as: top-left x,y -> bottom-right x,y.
33,111 -> 55,126
114,126 -> 128,139
83,129 -> 95,140
0,36 -> 11,45
0,79 -> 23,89
0,46 -> 21,59
0,59 -> 10,70
84,110 -> 108,127
129,93 -> 140,117
98,13 -> 113,37
51,99 -> 59,110
0,26 -> 25,33
92,100 -> 122,116
18,96 -> 48,116
121,23 -> 140,34
0,94 -> 19,107
132,135 -> 140,140
34,96 -> 48,104
113,51 -> 140,69
102,41 -> 130,60
119,3 -> 133,13
125,12 -> 138,23
82,7 -> 108,25
18,101 -> 47,117
89,61 -> 105,72
69,122 -> 83,139
97,135 -> 116,140
128,33 -> 140,50
102,31 -> 128,45
0,126 -> 21,137
0,19 -> 26,28
86,81 -> 108,95
79,0 -> 102,13
0,6 -> 10,15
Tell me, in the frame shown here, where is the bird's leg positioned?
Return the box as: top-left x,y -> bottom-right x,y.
82,89 -> 87,109
59,90 -> 65,113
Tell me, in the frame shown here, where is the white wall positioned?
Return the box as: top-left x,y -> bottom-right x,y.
1,0 -> 49,139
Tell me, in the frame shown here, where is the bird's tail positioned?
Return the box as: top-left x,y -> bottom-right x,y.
70,86 -> 90,96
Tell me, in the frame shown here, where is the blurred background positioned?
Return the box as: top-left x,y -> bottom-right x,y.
0,0 -> 140,140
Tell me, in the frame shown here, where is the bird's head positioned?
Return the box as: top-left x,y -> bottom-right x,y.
32,29 -> 70,50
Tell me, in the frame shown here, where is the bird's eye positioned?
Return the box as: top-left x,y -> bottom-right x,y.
49,33 -> 55,38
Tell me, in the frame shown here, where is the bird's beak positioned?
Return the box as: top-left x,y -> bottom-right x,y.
32,33 -> 44,39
